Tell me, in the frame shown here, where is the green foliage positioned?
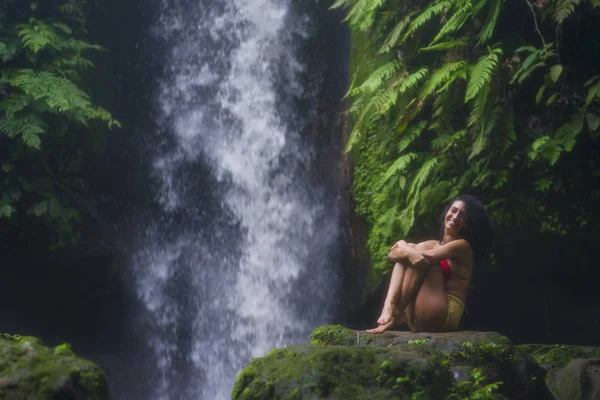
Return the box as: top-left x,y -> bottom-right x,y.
447,368 -> 502,400
53,342 -> 75,356
336,0 -> 600,282
0,0 -> 118,249
310,325 -> 353,346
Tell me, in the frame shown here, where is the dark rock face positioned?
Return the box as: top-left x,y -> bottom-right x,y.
0,335 -> 108,400
232,326 -> 557,400
519,344 -> 600,400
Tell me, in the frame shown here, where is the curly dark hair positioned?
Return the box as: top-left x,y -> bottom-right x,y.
438,195 -> 493,263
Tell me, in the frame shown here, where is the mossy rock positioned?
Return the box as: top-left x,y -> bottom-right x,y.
517,344 -> 600,372
232,344 -> 451,400
518,344 -> 600,400
233,327 -> 556,400
0,337 -> 108,400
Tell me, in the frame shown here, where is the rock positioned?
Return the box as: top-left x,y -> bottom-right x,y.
233,325 -> 556,400
0,334 -> 108,400
518,344 -> 600,400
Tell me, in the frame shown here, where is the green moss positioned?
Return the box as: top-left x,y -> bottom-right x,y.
54,342 -> 75,357
408,339 -> 430,345
310,325 -> 353,346
519,344 -> 586,370
1,333 -> 43,345
232,344 -> 454,400
452,340 -> 514,371
0,337 -> 107,399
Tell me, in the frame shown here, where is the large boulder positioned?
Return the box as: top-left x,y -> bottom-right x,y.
518,344 -> 600,400
0,334 -> 108,400
233,325 -> 556,399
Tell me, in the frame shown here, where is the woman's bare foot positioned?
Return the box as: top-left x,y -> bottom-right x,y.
377,304 -> 406,326
366,317 -> 400,334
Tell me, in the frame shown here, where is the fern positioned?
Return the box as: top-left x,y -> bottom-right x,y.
467,82 -> 491,127
465,47 -> 502,102
372,86 -> 400,114
329,0 -> 351,9
403,1 -> 452,42
397,121 -> 427,152
382,153 -> 419,182
477,0 -> 502,45
419,38 -> 468,52
553,0 -> 580,24
408,157 -> 439,199
397,67 -> 429,94
379,16 -> 411,54
419,61 -> 467,100
349,61 -> 399,96
430,1 -> 472,45
17,19 -> 61,53
10,70 -> 91,113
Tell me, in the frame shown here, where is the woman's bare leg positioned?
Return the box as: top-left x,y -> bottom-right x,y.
377,262 -> 408,325
369,265 -> 431,335
412,266 -> 448,332
394,264 -> 429,321
366,262 -> 408,334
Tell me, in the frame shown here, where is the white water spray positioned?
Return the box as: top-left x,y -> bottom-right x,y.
131,0 -> 339,398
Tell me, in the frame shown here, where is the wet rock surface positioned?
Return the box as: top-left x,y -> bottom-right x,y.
233,326 -> 557,399
0,335 -> 108,400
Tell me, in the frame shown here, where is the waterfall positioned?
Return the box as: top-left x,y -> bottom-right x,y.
130,0 -> 340,398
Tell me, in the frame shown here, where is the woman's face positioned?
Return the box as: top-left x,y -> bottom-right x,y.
444,200 -> 467,236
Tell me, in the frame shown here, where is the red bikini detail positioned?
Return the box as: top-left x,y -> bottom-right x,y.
439,259 -> 452,281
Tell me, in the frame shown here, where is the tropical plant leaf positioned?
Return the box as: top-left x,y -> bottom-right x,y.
477,0 -> 502,45
465,47 -> 502,102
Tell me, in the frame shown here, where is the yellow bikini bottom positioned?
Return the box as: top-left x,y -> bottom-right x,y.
443,293 -> 465,331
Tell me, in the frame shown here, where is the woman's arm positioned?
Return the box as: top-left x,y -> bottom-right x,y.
387,240 -> 432,267
389,239 -> 471,267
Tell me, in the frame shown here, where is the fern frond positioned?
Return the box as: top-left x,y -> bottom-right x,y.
58,0 -> 85,17
10,70 -> 91,113
443,129 -> 467,152
397,67 -> 429,94
465,47 -> 502,102
346,96 -> 377,152
431,134 -> 452,150
0,114 -> 46,148
379,16 -> 411,54
372,86 -> 400,114
350,61 -> 399,96
397,121 -> 427,152
477,0 -> 502,45
419,61 -> 467,100
345,0 -> 387,30
17,19 -> 61,53
430,1 -> 472,44
553,0 -> 580,24
467,82 -> 491,127
409,157 -> 439,199
419,38 -> 468,53
329,0 -> 352,9
382,153 -> 419,182
499,112 -> 516,155
403,1 -> 452,42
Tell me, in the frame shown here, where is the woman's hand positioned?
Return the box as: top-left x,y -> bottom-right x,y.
405,249 -> 428,268
387,240 -> 428,268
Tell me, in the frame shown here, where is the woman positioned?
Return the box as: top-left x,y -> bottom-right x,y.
367,195 -> 492,334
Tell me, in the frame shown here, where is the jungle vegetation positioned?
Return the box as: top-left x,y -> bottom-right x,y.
0,0 -> 117,249
333,0 -> 600,283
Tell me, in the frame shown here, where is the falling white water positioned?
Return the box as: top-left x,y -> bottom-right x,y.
130,0 -> 339,399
